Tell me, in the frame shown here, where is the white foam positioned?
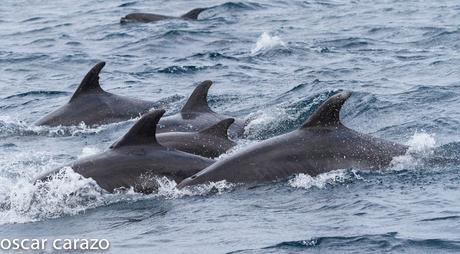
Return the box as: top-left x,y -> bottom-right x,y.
390,132 -> 437,170
0,162 -> 236,225
0,114 -> 139,138
288,169 -> 363,190
154,177 -> 235,198
0,168 -> 106,224
251,32 -> 286,55
406,132 -> 436,153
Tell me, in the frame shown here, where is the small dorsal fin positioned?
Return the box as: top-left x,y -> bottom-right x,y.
110,109 -> 166,149
69,62 -> 106,102
199,118 -> 234,138
180,8 -> 208,20
181,80 -> 213,113
301,91 -> 352,128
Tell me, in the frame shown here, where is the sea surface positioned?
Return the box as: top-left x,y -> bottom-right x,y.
1,0 -> 460,253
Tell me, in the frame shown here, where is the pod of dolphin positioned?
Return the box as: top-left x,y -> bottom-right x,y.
33,8 -> 409,194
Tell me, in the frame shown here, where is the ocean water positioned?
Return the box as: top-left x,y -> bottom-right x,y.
1,0 -> 460,253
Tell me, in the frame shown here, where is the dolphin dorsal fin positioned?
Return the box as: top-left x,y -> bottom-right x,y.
301,91 -> 352,128
199,118 -> 234,138
180,8 -> 208,20
181,80 -> 213,113
110,109 -> 166,149
69,62 -> 106,102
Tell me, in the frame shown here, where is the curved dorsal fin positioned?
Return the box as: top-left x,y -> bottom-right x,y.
181,80 -> 213,113
180,8 -> 208,20
110,109 -> 166,149
301,91 -> 352,128
199,118 -> 234,138
69,62 -> 106,102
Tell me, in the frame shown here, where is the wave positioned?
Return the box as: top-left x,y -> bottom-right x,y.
0,115 -> 135,138
215,2 -> 264,11
160,30 -> 212,40
413,29 -> 460,48
0,52 -> 49,64
96,32 -> 135,41
21,17 -> 45,23
3,90 -> 69,99
229,232 -> 460,253
202,1 -> 265,21
243,91 -> 334,139
317,37 -> 381,50
182,52 -> 239,61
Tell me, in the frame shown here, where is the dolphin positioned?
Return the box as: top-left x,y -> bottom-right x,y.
120,8 -> 208,23
36,62 -> 161,127
177,91 -> 408,188
156,118 -> 236,158
36,110 -> 214,193
157,80 -> 247,138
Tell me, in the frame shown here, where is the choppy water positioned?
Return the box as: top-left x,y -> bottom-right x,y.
1,0 -> 460,253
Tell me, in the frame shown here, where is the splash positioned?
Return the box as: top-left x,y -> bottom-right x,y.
153,177 -> 235,199
0,168 -> 106,224
251,32 -> 286,55
390,132 -> 437,170
0,115 -> 138,138
288,169 -> 363,189
0,159 -> 236,225
406,132 -> 436,153
0,149 -> 141,225
0,116 -> 129,137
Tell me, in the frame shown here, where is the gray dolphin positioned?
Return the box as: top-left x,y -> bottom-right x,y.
177,91 -> 408,188
36,110 -> 214,193
157,80 -> 247,138
36,62 -> 160,127
120,8 -> 208,23
156,118 -> 236,158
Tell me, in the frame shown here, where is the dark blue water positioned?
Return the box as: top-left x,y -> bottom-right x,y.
1,0 -> 460,253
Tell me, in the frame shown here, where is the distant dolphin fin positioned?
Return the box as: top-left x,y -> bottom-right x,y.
180,8 -> 208,20
301,91 -> 352,128
199,118 -> 235,138
181,80 -> 214,113
69,62 -> 106,102
110,109 -> 166,149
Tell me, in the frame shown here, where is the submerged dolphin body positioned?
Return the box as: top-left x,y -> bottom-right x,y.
36,110 -> 214,193
121,8 -> 208,23
36,62 -> 160,127
177,91 -> 408,188
157,80 -> 247,138
156,118 -> 236,158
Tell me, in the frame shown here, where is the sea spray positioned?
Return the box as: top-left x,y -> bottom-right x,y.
251,32 -> 286,55
289,169 -> 363,190
391,132 -> 436,171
